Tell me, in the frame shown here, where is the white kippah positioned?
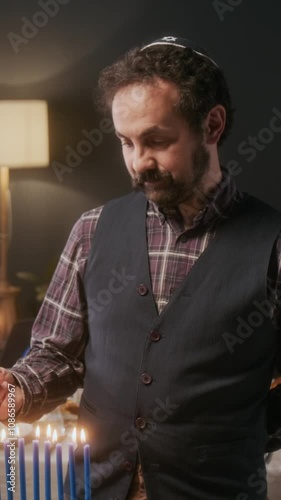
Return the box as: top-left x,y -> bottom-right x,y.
140,36 -> 218,68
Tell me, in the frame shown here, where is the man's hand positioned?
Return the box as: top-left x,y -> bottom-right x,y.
0,368 -> 24,421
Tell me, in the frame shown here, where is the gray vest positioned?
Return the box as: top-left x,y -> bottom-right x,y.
67,192 -> 281,500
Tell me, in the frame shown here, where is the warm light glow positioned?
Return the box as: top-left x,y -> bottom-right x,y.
46,424 -> 51,440
80,429 -> 86,444
52,429 -> 58,443
72,427 -> 77,444
35,425 -> 40,439
15,425 -> 20,436
1,429 -> 6,441
0,100 -> 49,168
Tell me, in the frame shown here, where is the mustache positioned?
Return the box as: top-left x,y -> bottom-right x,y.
133,169 -> 173,186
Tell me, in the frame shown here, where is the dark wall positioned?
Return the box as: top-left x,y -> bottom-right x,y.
0,0 -> 280,316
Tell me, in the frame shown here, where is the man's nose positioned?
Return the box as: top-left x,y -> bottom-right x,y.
132,148 -> 156,174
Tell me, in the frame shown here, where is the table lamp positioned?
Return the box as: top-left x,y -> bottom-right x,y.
0,100 -> 49,345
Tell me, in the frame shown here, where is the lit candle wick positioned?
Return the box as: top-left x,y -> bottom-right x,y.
80,429 -> 86,444
46,424 -> 51,440
35,425 -> 40,439
1,428 -> 6,441
52,429 -> 58,443
72,427 -> 77,444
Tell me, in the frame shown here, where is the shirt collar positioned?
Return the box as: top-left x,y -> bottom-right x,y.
148,166 -> 242,229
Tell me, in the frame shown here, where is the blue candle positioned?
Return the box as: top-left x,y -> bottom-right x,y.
18,438 -> 27,500
44,440 -> 51,500
4,440 -> 14,500
68,443 -> 76,500
84,444 -> 91,500
32,434 -> 40,500
68,428 -> 77,500
55,442 -> 64,500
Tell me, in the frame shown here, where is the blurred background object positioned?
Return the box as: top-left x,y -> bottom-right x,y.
0,100 -> 49,346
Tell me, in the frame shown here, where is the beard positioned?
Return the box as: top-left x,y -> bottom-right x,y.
131,140 -> 211,209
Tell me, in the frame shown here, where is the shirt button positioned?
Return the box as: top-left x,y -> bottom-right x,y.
180,233 -> 188,243
150,331 -> 161,342
123,461 -> 134,471
137,284 -> 148,296
135,417 -> 147,429
170,287 -> 176,294
140,373 -> 152,385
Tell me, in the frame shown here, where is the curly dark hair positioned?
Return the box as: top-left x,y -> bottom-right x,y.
96,43 -> 235,147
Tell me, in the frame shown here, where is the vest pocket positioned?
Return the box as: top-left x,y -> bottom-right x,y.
196,437 -> 257,463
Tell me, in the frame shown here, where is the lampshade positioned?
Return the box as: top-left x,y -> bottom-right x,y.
0,100 -> 49,168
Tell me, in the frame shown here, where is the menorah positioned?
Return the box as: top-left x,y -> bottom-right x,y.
1,425 -> 91,500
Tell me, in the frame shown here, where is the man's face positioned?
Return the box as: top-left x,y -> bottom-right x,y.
112,79 -> 210,208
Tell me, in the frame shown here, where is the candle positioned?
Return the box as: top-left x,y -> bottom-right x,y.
44,424 -> 51,500
53,430 -> 64,500
68,427 -> 77,500
33,425 -> 40,500
18,438 -> 27,500
81,430 -> 91,500
4,439 -> 14,500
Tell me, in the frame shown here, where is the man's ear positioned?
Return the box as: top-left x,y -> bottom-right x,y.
203,105 -> 226,145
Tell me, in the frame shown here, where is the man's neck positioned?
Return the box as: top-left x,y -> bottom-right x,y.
178,167 -> 223,230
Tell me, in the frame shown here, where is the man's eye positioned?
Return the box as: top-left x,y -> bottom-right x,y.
121,141 -> 133,148
149,138 -> 169,146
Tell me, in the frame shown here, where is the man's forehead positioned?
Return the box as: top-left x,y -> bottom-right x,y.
111,82 -> 180,125
115,125 -> 174,139
112,79 -> 180,107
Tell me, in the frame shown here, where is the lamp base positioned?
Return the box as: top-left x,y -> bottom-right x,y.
0,284 -> 20,349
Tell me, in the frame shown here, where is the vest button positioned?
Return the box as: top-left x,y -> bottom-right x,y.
123,460 -> 134,471
170,287 -> 176,294
180,233 -> 188,243
137,284 -> 148,296
135,417 -> 147,429
150,331 -> 161,342
140,373 -> 152,385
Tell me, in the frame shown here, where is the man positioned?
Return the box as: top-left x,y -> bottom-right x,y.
0,36 -> 280,500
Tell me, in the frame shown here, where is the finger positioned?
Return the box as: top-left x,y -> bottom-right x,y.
0,381 -> 9,402
0,394 -> 9,417
0,367 -> 15,384
0,369 -> 14,400
0,385 -> 23,420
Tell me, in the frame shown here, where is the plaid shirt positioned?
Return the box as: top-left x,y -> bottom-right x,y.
12,168 -> 281,418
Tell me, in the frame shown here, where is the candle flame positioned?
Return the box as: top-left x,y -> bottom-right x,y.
46,424 -> 51,440
52,429 -> 58,443
80,429 -> 86,444
15,425 -> 20,437
72,427 -> 77,444
35,425 -> 40,439
1,429 -> 6,441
